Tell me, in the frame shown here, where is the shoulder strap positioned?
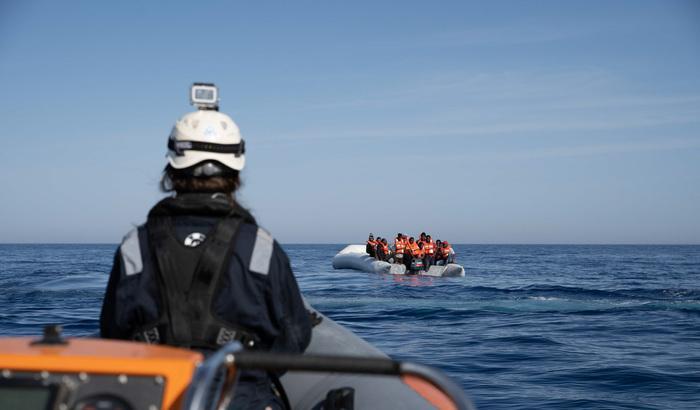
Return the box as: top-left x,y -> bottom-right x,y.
188,214 -> 242,347
146,215 -> 198,344
142,211 -> 261,349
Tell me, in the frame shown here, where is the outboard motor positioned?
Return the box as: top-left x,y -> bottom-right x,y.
410,258 -> 424,274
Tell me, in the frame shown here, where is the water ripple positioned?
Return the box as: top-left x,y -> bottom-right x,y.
2,243 -> 699,409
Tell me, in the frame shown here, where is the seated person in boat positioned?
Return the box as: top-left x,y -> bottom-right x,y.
394,233 -> 406,264
404,237 -> 419,270
418,232 -> 427,246
435,241 -> 455,265
408,241 -> 426,273
366,233 -> 377,257
434,239 -> 443,264
423,235 -> 436,270
376,238 -> 390,261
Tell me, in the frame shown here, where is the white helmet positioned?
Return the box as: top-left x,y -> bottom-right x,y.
167,110 -> 245,171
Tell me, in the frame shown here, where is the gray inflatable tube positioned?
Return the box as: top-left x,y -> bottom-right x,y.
332,245 -> 465,277
280,302 -> 472,409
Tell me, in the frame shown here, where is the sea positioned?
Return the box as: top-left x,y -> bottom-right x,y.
1,244 -> 699,409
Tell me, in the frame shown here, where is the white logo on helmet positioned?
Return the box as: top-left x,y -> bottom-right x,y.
203,126 -> 218,140
184,232 -> 206,248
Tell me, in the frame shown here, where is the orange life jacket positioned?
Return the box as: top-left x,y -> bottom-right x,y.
406,242 -> 419,256
367,239 -> 377,247
439,245 -> 452,258
395,238 -> 405,254
424,241 -> 435,255
413,248 -> 425,258
380,243 -> 389,254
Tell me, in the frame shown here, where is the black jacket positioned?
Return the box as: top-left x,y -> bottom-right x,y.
99,193 -> 311,356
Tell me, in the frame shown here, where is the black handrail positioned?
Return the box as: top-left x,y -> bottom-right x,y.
183,342 -> 475,410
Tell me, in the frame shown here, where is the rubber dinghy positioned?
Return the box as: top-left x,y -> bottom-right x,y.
332,244 -> 465,277
281,302 -> 473,409
0,310 -> 474,409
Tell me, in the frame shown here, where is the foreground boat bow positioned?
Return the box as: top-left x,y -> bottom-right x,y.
0,326 -> 474,410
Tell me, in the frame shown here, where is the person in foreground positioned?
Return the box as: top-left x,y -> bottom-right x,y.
100,88 -> 311,409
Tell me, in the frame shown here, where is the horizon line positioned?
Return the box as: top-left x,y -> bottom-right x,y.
1,242 -> 699,246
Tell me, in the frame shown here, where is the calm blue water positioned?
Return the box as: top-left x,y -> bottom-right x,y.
1,244 -> 699,409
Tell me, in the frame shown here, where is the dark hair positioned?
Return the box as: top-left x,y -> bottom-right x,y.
160,165 -> 241,194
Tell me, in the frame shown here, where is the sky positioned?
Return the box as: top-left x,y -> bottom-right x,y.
0,0 -> 699,244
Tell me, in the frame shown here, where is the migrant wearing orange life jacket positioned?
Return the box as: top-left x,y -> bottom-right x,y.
413,245 -> 425,259
367,239 -> 377,253
394,237 -> 406,257
439,242 -> 453,259
380,242 -> 389,255
424,240 -> 435,256
406,241 -> 420,257
366,237 -> 377,257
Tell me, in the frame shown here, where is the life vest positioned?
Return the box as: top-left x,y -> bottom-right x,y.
395,238 -> 405,255
406,242 -> 419,256
381,243 -> 389,254
440,245 -> 452,258
413,248 -> 425,258
424,241 -> 435,255
132,196 -> 260,350
367,239 -> 377,247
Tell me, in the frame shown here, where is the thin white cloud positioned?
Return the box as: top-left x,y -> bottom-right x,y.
294,69 -> 615,111
255,112 -> 700,146
394,15 -> 655,49
394,137 -> 700,163
252,66 -> 700,149
292,68 -> 700,123
419,25 -> 599,47
505,138 -> 700,160
371,21 -> 623,49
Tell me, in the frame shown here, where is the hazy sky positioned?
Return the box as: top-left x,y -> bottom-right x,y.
1,1 -> 699,244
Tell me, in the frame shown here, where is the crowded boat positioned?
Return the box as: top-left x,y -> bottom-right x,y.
365,232 -> 456,273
